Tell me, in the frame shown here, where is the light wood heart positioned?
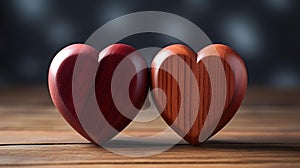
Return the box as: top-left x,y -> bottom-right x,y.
48,43 -> 149,144
150,44 -> 247,145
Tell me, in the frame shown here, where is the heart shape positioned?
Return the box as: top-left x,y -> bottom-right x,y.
48,43 -> 149,144
150,44 -> 247,145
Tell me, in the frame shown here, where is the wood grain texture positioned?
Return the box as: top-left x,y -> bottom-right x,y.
151,44 -> 247,145
48,44 -> 149,144
0,86 -> 299,167
1,143 -> 299,166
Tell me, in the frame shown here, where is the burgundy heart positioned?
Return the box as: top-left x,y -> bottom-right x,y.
48,43 -> 149,144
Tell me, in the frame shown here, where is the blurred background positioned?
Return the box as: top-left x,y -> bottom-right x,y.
0,0 -> 299,88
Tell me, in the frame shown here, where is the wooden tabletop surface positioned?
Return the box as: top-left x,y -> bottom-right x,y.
0,86 -> 299,167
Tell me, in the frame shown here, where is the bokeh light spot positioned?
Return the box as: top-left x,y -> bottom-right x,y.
270,68 -> 300,88
262,0 -> 293,14
47,20 -> 75,46
220,14 -> 263,60
10,0 -> 51,21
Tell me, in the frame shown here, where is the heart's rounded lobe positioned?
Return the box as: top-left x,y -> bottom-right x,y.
199,44 -> 247,135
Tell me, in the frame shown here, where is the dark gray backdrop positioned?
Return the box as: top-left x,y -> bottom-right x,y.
1,0 -> 299,88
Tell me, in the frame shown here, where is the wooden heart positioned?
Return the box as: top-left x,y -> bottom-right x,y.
150,44 -> 247,145
48,43 -> 149,144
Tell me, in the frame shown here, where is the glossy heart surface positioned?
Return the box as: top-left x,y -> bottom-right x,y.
48,44 -> 149,144
150,44 -> 247,145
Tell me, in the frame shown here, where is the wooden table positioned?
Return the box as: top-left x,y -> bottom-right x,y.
0,86 -> 299,167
